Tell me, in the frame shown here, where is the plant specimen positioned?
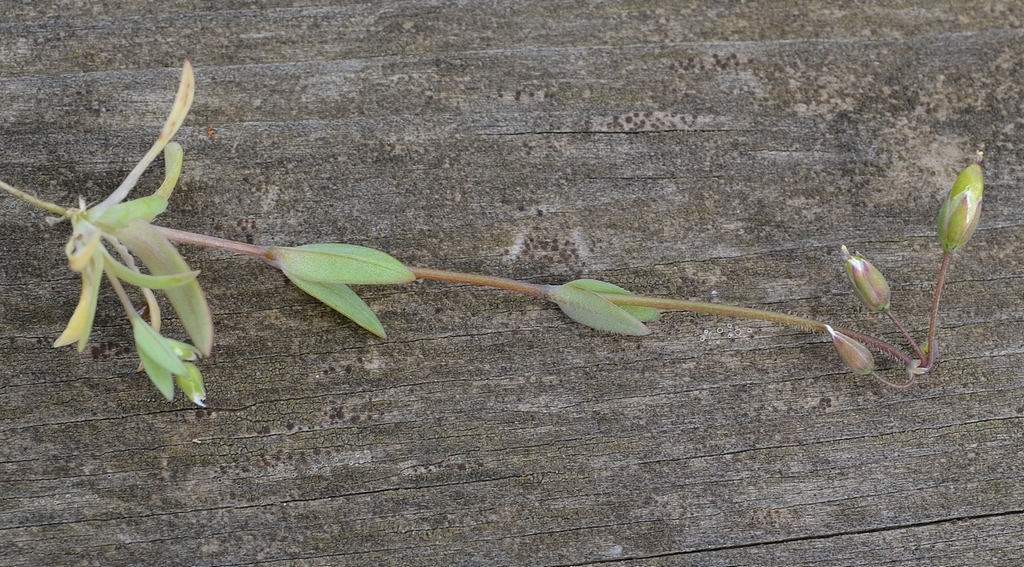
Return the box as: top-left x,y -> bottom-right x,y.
0,62 -> 985,405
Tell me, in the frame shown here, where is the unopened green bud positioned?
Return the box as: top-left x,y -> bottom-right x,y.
826,325 -> 875,376
841,245 -> 890,312
937,161 -> 984,253
175,363 -> 207,407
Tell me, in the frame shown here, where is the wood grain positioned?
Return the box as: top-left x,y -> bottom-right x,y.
1,2 -> 1023,565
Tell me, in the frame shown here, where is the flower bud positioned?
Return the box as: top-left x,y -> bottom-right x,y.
826,325 -> 875,376
937,161 -> 984,253
841,246 -> 890,312
175,363 -> 207,407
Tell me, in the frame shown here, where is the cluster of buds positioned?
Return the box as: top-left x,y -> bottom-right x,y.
828,159 -> 984,382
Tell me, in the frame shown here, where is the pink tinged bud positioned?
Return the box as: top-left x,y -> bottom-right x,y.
826,325 -> 875,376
937,162 -> 984,253
841,246 -> 890,312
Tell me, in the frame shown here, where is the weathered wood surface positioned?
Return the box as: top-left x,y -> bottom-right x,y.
1,2 -> 1023,565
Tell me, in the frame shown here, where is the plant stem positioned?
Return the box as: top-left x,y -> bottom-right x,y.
409,267 -> 549,298
599,294 -> 826,332
886,310 -> 926,363
871,371 -> 917,389
144,227 -> 916,369
408,266 -> 914,366
921,251 -> 952,371
601,293 -> 914,366
153,225 -> 269,259
0,179 -> 68,216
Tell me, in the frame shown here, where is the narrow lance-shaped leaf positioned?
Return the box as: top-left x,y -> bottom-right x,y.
153,142 -> 184,201
548,282 -> 650,336
93,195 -> 168,229
269,243 -> 414,285
53,252 -> 104,351
92,142 -> 181,229
564,279 -> 660,322
130,315 -> 189,401
102,248 -> 199,290
136,346 -> 175,401
112,218 -> 213,356
90,61 -> 195,218
286,274 -> 388,338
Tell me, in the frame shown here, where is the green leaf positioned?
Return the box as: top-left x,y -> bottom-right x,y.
548,283 -> 650,336
564,279 -> 659,322
86,62 -> 194,219
138,347 -> 175,401
102,249 -> 199,290
131,315 -> 188,401
286,274 -> 387,338
269,243 -> 414,285
93,195 -> 168,229
113,219 -> 213,356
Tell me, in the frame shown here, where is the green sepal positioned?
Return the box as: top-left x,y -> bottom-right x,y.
269,243 -> 414,285
286,274 -> 388,338
93,195 -> 168,229
548,282 -> 650,336
564,279 -> 659,322
102,249 -> 199,290
131,315 -> 188,400
112,219 -> 213,356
